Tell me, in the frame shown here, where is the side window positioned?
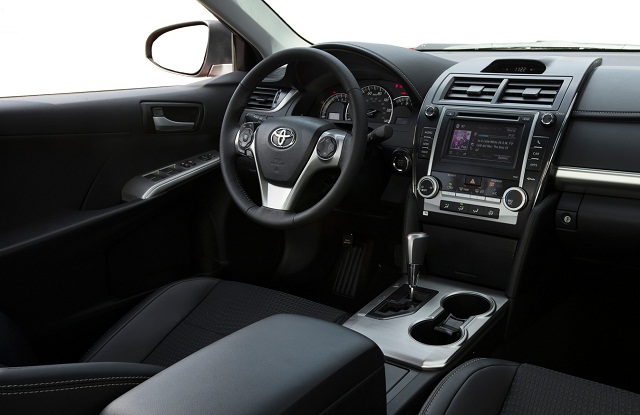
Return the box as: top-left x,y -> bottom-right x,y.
0,0 -> 215,97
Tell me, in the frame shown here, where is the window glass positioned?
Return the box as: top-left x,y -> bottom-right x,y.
0,0 -> 214,97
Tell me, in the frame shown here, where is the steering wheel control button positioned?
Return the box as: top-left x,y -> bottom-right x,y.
238,126 -> 254,149
270,127 -> 296,149
503,187 -> 528,212
417,176 -> 439,199
316,136 -> 337,160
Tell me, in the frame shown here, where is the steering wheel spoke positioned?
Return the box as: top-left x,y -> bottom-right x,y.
255,129 -> 349,210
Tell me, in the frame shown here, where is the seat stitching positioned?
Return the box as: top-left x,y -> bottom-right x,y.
0,376 -> 150,388
0,382 -> 142,395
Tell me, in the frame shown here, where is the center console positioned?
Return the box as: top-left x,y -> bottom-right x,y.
346,56 -> 603,414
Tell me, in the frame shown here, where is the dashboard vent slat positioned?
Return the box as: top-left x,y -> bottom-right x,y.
499,79 -> 563,105
247,87 -> 282,110
444,77 -> 502,102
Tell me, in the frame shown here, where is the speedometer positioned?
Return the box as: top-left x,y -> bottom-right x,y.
361,85 -> 393,123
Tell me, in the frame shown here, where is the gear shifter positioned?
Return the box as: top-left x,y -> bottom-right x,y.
407,232 -> 429,301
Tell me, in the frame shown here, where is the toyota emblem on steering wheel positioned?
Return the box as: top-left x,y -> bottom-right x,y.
270,127 -> 296,149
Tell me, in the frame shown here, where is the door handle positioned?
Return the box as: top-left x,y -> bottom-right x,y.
151,107 -> 197,132
152,115 -> 195,132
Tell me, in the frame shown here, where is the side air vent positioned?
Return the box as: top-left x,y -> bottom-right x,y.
247,87 -> 282,110
445,77 -> 502,102
499,79 -> 563,106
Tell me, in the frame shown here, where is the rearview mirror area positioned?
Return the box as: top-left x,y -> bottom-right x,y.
146,20 -> 233,77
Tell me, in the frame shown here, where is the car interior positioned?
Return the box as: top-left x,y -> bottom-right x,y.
2,1 -> 640,414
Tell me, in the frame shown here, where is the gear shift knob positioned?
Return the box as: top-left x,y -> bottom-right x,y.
407,232 -> 429,299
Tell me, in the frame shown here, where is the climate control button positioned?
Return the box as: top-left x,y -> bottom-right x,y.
417,176 -> 440,199
502,187 -> 528,212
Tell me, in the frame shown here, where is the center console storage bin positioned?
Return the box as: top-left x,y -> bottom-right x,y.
101,314 -> 386,415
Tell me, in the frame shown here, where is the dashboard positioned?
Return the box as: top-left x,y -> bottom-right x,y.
246,42 -> 640,288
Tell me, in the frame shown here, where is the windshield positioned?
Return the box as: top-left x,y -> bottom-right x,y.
264,0 -> 640,50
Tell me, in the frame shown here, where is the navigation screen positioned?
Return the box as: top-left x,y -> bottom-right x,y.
443,120 -> 524,168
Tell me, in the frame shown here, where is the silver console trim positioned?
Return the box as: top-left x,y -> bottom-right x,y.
121,151 -> 220,201
417,107 -> 539,226
555,166 -> 640,198
343,276 -> 508,370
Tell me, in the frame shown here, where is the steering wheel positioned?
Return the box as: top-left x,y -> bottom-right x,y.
220,47 -> 367,229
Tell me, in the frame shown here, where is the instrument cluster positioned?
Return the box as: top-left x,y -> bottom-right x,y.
318,80 -> 414,126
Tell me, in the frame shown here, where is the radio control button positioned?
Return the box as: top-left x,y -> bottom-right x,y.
526,159 -> 542,171
540,113 -> 556,126
424,106 -> 439,118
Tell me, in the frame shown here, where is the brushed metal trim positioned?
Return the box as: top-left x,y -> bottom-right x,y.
121,151 -> 220,201
555,166 -> 640,197
343,276 -> 508,370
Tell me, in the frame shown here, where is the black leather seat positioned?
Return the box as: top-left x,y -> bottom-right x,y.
421,358 -> 640,415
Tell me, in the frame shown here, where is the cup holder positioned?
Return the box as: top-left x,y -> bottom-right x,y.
442,293 -> 492,319
410,319 -> 461,345
410,292 -> 493,346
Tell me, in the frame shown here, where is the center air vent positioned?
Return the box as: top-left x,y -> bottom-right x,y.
445,77 -> 503,102
499,79 -> 563,106
247,87 -> 283,110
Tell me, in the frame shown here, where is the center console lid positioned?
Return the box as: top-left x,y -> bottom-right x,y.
101,314 -> 386,415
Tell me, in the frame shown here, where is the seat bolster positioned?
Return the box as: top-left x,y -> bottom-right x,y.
0,362 -> 162,415
420,358 -> 520,415
82,277 -> 220,364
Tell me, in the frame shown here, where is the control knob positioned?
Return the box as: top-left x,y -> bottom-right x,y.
502,187 -> 528,212
540,113 -> 556,126
424,105 -> 439,118
417,176 -> 440,199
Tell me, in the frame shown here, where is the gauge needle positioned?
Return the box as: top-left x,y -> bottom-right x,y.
366,109 -> 378,118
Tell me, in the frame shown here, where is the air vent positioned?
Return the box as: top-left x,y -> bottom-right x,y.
445,77 -> 502,102
247,87 -> 282,110
499,79 -> 563,106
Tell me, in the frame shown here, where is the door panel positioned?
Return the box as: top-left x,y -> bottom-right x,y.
0,74 -> 241,363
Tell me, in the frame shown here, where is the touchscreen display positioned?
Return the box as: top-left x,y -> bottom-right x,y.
443,120 -> 524,167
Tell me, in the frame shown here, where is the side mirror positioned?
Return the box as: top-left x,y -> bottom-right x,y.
146,20 -> 233,77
